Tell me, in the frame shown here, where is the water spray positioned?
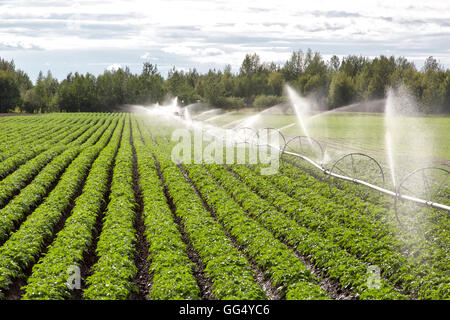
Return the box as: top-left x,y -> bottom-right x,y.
285,85 -> 314,146
192,108 -> 221,120
204,111 -> 237,122
278,122 -> 296,132
136,94 -> 449,223
385,131 -> 397,188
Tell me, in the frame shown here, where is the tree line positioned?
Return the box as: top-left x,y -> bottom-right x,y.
1,49 -> 449,114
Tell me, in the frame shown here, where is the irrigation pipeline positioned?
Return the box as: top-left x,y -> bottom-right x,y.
276,147 -> 450,212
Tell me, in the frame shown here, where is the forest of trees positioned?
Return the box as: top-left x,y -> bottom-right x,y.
1,49 -> 449,114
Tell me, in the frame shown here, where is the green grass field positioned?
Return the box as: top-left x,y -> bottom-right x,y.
201,111 -> 450,168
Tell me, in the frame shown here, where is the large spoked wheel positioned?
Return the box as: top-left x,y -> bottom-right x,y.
281,135 -> 325,166
279,136 -> 325,187
255,127 -> 286,149
328,153 -> 385,200
253,127 -> 285,162
394,167 -> 449,229
231,128 -> 259,165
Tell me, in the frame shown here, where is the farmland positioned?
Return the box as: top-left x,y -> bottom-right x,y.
0,112 -> 448,300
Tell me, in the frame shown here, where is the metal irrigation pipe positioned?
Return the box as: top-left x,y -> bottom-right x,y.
274,147 -> 450,212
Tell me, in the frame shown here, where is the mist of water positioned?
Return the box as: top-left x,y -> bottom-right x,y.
278,122 -> 296,131
192,108 -> 221,120
131,98 -> 251,146
284,85 -> 320,157
285,85 -> 313,142
385,131 -> 396,188
239,113 -> 261,128
184,106 -> 192,123
308,99 -> 386,121
383,86 -> 443,249
222,117 -> 247,128
222,104 -> 284,129
204,111 -> 236,122
384,85 -> 433,190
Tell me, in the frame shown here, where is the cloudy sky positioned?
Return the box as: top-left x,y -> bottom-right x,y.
1,0 -> 449,81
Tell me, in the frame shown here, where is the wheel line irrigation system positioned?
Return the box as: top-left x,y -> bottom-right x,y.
130,97 -> 449,227
224,127 -> 450,226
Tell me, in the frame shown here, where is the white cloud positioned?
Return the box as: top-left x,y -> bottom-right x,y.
106,63 -> 122,72
1,0 -> 449,76
0,39 -> 42,50
140,52 -> 158,60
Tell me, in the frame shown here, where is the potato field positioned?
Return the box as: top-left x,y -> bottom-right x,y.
0,113 -> 448,300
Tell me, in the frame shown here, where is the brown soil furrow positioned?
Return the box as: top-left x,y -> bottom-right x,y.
130,121 -> 152,300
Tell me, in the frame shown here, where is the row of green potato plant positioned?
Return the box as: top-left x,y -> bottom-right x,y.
0,115 -> 39,124
246,163 -> 448,299
0,117 -> 68,155
0,117 -> 40,131
0,117 -> 103,208
0,117 -> 99,179
0,116 -> 81,149
408,208 -> 450,274
282,159 -> 391,208
0,118 -> 118,298
0,116 -> 68,146
0,118 -> 114,243
0,115 -> 77,141
22,118 -> 124,299
83,117 -> 138,299
204,164 -> 406,300
280,161 -> 397,230
0,146 -> 65,208
132,119 -> 201,300
0,117 -> 85,162
179,161 -> 330,300
143,130 -> 267,300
